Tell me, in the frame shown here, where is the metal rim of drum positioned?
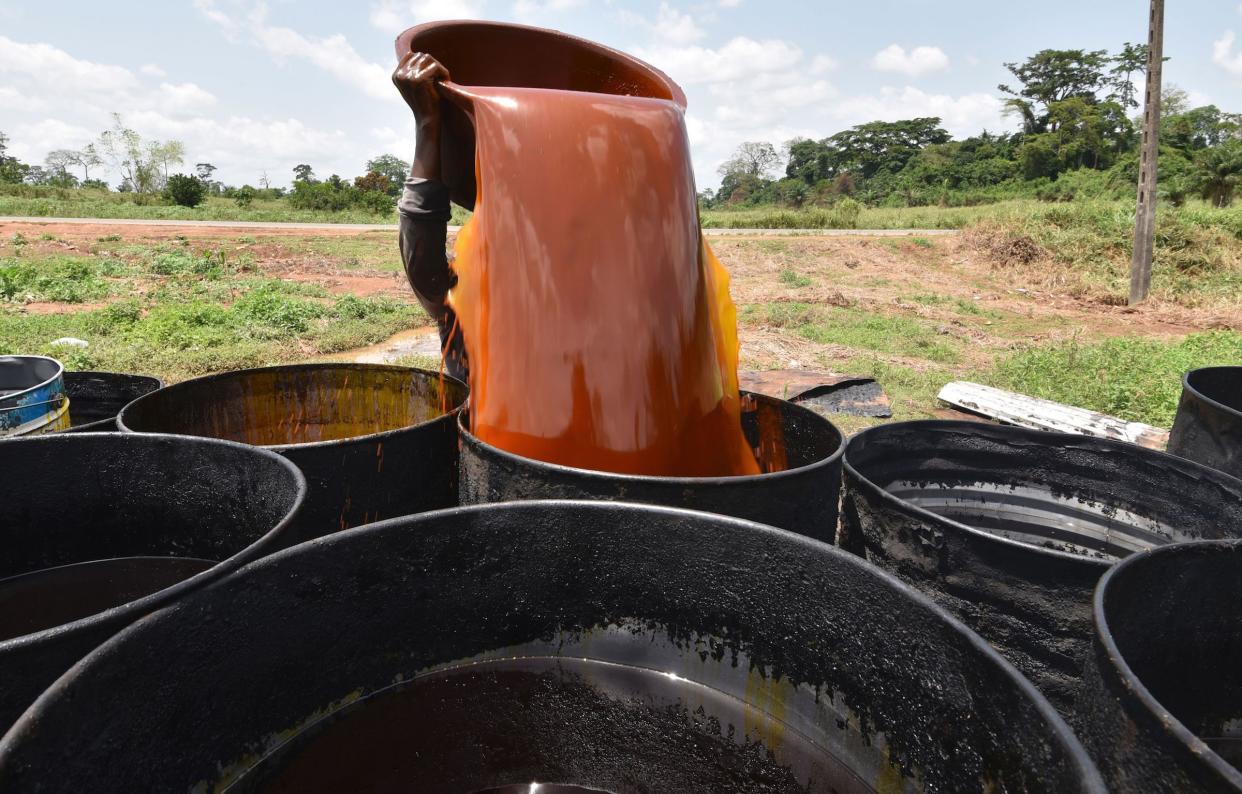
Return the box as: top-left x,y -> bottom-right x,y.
1091,538 -> 1242,788
841,419 -> 1241,568
59,372 -> 162,433
117,363 -> 467,451
0,355 -> 63,409
395,19 -> 688,109
1182,367 -> 1242,425
458,391 -> 844,486
0,500 -> 1105,792
0,432 -> 307,658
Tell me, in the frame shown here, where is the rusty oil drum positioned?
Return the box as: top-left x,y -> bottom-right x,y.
118,363 -> 467,547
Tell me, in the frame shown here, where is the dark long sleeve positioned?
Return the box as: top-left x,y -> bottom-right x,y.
397,177 -> 467,381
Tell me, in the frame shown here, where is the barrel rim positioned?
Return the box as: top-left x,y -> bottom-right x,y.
0,355 -> 63,409
63,370 -> 163,386
2,499 -> 1105,790
116,363 -> 468,451
1182,366 -> 1242,421
457,390 -> 844,484
394,19 -> 688,109
842,418 -> 1242,567
1091,538 -> 1242,788
0,431 -> 308,657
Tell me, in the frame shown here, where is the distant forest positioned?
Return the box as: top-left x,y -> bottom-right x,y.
704,46 -> 1242,210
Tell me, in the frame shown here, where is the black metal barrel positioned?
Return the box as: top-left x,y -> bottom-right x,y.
460,392 -> 844,544
1168,366 -> 1242,479
0,501 -> 1103,792
118,364 -> 468,547
839,420 -> 1242,715
0,432 -> 305,733
1078,540 -> 1242,792
58,371 -> 161,433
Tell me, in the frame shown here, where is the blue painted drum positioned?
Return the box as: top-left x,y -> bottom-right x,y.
0,356 -> 69,437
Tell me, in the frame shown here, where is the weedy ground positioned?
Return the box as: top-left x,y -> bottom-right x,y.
2,208 -> 1239,433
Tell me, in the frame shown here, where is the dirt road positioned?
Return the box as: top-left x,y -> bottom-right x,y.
0,215 -> 957,238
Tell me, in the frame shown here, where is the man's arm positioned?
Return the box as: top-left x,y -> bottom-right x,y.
392,52 -> 467,380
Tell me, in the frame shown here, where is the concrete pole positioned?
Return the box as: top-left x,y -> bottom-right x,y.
1129,0 -> 1165,305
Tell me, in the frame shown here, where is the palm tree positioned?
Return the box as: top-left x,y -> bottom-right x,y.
1193,140 -> 1242,208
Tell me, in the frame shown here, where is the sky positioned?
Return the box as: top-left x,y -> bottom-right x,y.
2,0 -> 1240,191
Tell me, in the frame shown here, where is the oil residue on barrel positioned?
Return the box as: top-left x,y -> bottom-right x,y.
447,85 -> 759,477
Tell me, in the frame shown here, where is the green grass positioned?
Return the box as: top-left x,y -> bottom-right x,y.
991,331 -> 1242,427
0,191 -> 393,224
0,256 -> 114,303
0,186 -> 477,226
0,246 -> 425,381
701,198 -> 1242,237
743,302 -> 961,364
962,200 -> 1242,304
778,268 -> 812,288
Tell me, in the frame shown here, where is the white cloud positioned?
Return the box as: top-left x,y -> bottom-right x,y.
718,0 -> 742,6
0,85 -> 47,114
0,34 -> 363,187
1213,31 -> 1242,77
6,119 -> 96,164
653,3 -> 705,45
513,0 -> 583,18
871,44 -> 950,77
0,35 -> 138,95
139,63 -> 167,78
809,54 -> 837,74
0,35 -> 215,117
635,35 -> 840,184
156,82 -> 218,113
195,0 -> 392,100
618,3 -> 706,46
830,86 -> 1008,138
370,0 -> 486,30
635,36 -> 804,85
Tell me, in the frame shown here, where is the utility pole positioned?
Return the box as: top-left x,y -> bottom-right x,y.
1129,0 -> 1165,305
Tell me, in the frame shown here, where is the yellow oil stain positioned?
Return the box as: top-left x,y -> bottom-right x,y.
875,743 -> 910,794
183,368 -> 461,448
742,666 -> 790,751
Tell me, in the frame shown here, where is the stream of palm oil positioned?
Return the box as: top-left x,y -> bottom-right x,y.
445,84 -> 760,477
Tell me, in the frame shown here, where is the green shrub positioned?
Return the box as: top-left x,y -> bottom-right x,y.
164,174 -> 206,208
0,256 -> 110,303
234,185 -> 257,208
233,286 -> 327,335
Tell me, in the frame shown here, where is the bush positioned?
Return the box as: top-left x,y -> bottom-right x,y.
164,174 -> 206,208
834,198 -> 862,229
234,185 -> 257,208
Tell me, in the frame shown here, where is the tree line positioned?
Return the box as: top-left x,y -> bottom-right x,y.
706,46 -> 1242,210
0,114 -> 412,212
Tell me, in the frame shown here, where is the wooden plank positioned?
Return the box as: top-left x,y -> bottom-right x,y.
937,382 -> 1170,451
